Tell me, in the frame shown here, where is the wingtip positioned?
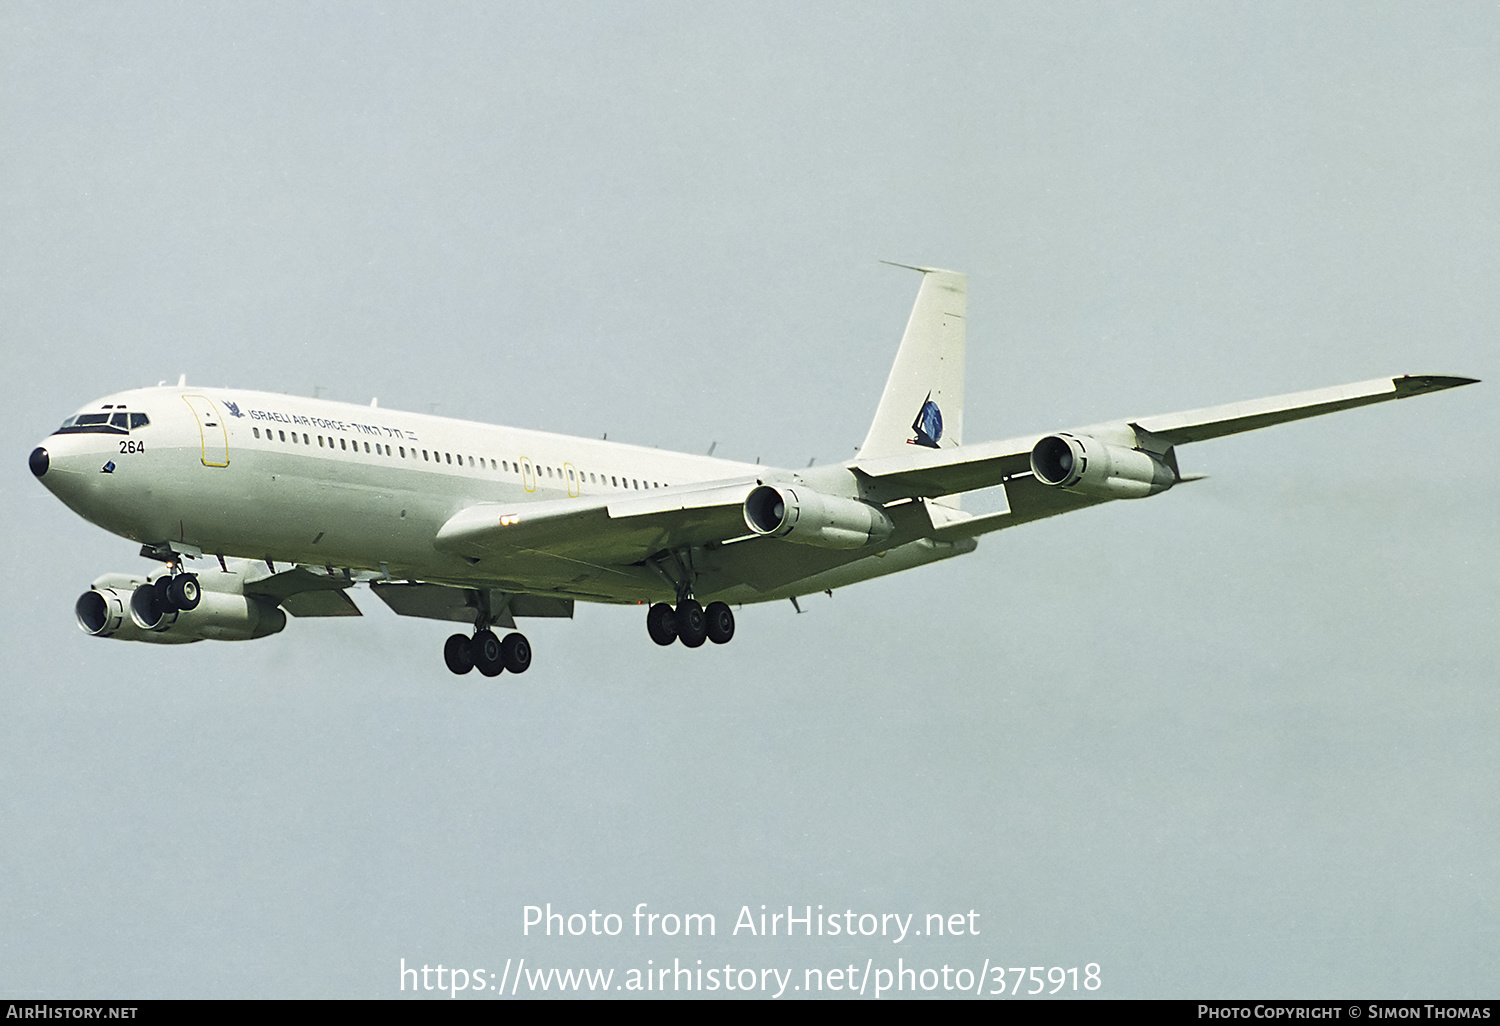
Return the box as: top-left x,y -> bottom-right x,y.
1393,375 -> 1481,397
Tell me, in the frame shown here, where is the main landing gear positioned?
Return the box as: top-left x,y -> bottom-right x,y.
443,629 -> 532,677
646,599 -> 735,648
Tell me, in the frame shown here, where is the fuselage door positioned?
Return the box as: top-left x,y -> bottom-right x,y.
564,462 -> 579,497
520,457 -> 536,492
181,395 -> 229,467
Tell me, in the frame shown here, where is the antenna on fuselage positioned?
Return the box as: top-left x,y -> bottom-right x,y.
706,441 -> 717,456
370,397 -> 378,408
177,374 -> 186,387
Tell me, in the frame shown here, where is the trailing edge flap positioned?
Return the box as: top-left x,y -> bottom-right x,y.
369,583 -> 574,625
433,479 -> 759,564
280,590 -> 362,617
244,563 -> 362,617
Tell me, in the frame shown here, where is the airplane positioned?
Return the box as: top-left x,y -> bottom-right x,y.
28,266 -> 1477,677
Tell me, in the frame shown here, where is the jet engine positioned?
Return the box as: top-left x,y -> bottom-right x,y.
1029,433 -> 1177,499
743,484 -> 895,549
76,573 -> 286,643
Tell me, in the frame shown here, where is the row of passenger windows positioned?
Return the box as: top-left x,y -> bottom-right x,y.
248,425 -> 669,490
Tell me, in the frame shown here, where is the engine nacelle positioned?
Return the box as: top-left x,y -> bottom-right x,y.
76,573 -> 286,643
128,584 -> 286,640
76,587 -> 196,644
1029,433 -> 1176,499
743,484 -> 895,549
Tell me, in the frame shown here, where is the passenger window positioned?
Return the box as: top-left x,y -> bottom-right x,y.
280,431 -> 286,442
340,438 -> 347,450
611,476 -> 617,486
399,446 -> 406,458
364,442 -> 370,453
423,450 -> 429,461
253,427 -> 261,439
319,436 -> 325,447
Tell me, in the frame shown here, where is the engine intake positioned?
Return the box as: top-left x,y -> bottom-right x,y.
1030,433 -> 1176,499
743,484 -> 895,549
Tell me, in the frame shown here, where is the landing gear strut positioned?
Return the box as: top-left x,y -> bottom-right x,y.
443,629 -> 532,677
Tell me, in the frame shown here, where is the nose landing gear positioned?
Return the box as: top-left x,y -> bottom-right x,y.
167,573 -> 201,611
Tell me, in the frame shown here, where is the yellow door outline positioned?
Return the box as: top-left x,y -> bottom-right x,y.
181,395 -> 229,467
564,462 -> 579,497
521,457 -> 536,492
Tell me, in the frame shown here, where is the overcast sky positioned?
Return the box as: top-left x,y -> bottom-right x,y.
2,1 -> 1495,999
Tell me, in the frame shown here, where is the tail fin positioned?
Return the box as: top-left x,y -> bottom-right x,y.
857,264 -> 967,462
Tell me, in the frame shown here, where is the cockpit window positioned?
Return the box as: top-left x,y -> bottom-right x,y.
53,410 -> 148,436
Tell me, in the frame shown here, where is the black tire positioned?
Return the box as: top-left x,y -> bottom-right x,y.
443,633 -> 474,675
675,599 -> 707,648
168,574 -> 201,611
705,601 -> 735,645
646,602 -> 678,646
501,632 -> 532,674
472,629 -> 505,677
152,575 -> 176,614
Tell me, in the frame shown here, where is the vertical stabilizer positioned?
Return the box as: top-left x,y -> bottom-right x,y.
857,265 -> 967,464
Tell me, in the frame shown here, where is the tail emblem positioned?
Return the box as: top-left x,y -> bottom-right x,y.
908,393 -> 943,448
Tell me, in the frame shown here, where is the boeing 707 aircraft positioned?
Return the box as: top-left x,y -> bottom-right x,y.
29,267 -> 1477,676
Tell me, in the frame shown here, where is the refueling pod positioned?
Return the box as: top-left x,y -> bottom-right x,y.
1029,433 -> 1177,499
743,484 -> 895,549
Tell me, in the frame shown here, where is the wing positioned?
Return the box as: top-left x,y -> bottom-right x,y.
851,373 -> 1477,534
428,374 -> 1475,574
431,478 -> 760,567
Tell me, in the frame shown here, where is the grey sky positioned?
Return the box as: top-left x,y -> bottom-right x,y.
2,1 -> 1495,999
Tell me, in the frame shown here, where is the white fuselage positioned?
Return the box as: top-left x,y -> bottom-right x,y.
35,387 -> 972,606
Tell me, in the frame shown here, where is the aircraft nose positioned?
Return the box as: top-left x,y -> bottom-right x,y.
29,446 -> 49,478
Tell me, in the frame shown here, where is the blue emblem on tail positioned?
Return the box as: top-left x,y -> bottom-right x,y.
908,393 -> 943,448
